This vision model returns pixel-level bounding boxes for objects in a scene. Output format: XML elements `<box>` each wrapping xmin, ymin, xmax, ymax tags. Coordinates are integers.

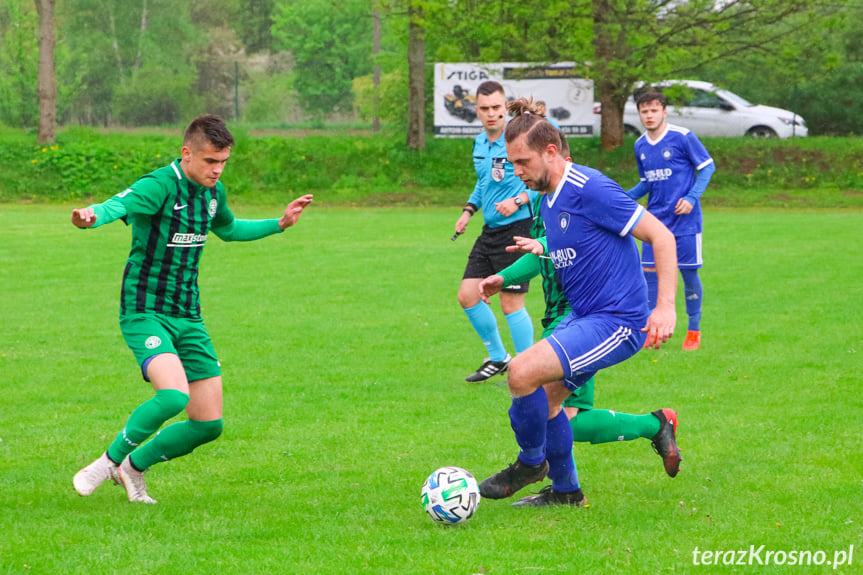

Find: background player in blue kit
<box><xmin>454</xmin><ymin>80</ymin><xmax>537</xmax><ymax>382</ymax></box>
<box><xmin>628</xmin><ymin>91</ymin><xmax>715</xmax><ymax>350</ymax></box>
<box><xmin>478</xmin><ymin>98</ymin><xmax>679</xmax><ymax>507</ymax></box>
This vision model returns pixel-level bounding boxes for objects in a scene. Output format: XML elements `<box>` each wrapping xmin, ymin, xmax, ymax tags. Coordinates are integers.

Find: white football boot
<box><xmin>73</xmin><ymin>452</ymin><xmax>121</xmax><ymax>496</ymax></box>
<box><xmin>119</xmin><ymin>456</ymin><xmax>157</xmax><ymax>504</ymax></box>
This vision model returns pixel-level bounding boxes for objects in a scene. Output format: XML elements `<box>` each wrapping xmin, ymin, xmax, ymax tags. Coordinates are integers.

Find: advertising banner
<box><xmin>434</xmin><ymin>62</ymin><xmax>594</xmax><ymax>138</ymax></box>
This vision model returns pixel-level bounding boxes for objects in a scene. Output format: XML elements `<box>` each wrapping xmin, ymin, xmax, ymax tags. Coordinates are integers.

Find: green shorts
<box><xmin>119</xmin><ymin>313</ymin><xmax>221</xmax><ymax>382</ymax></box>
<box><xmin>543</xmin><ymin>313</ymin><xmax>595</xmax><ymax>411</ymax></box>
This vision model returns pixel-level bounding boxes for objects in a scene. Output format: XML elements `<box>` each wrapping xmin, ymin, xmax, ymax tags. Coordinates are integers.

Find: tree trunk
<box><xmin>134</xmin><ymin>0</ymin><xmax>148</xmax><ymax>70</ymax></box>
<box><xmin>373</xmin><ymin>8</ymin><xmax>381</xmax><ymax>132</ymax></box>
<box><xmin>108</xmin><ymin>6</ymin><xmax>126</xmax><ymax>88</ymax></box>
<box><xmin>34</xmin><ymin>0</ymin><xmax>56</xmax><ymax>144</ymax></box>
<box><xmin>406</xmin><ymin>1</ymin><xmax>425</xmax><ymax>150</ymax></box>
<box><xmin>592</xmin><ymin>0</ymin><xmax>623</xmax><ymax>151</ymax></box>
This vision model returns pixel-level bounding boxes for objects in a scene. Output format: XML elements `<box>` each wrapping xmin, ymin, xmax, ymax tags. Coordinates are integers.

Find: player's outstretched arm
<box><xmin>279</xmin><ymin>194</ymin><xmax>314</xmax><ymax>230</ymax></box>
<box><xmin>478</xmin><ymin>275</ymin><xmax>504</xmax><ymax>304</ymax></box>
<box><xmin>632</xmin><ymin>212</ymin><xmax>677</xmax><ymax>348</ymax></box>
<box><xmin>71</xmin><ymin>208</ymin><xmax>97</xmax><ymax>228</ymax></box>
<box><xmin>506</xmin><ymin>236</ymin><xmax>545</xmax><ymax>256</ymax></box>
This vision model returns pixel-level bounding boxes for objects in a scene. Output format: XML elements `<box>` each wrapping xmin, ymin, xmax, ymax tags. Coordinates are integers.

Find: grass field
<box><xmin>1</xmin><ymin>205</ymin><xmax>861</xmax><ymax>574</ymax></box>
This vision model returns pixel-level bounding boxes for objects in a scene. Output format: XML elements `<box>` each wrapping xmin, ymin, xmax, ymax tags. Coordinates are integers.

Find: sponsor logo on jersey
<box><xmin>491</xmin><ymin>158</ymin><xmax>506</xmax><ymax>182</ymax></box>
<box><xmin>208</xmin><ymin>199</ymin><xmax>218</xmax><ymax>217</ymax></box>
<box><xmin>145</xmin><ymin>336</ymin><xmax>162</xmax><ymax>349</ymax></box>
<box><xmin>173</xmin><ymin>203</ymin><xmax>188</xmax><ymax>211</ymax></box>
<box><xmin>117</xmin><ymin>188</ymin><xmax>132</xmax><ymax>198</ymax></box>
<box><xmin>558</xmin><ymin>212</ymin><xmax>571</xmax><ymax>233</ymax></box>
<box><xmin>169</xmin><ymin>233</ymin><xmax>207</xmax><ymax>247</ymax></box>
<box><xmin>549</xmin><ymin>247</ymin><xmax>577</xmax><ymax>270</ymax></box>
<box><xmin>645</xmin><ymin>168</ymin><xmax>673</xmax><ymax>182</ymax></box>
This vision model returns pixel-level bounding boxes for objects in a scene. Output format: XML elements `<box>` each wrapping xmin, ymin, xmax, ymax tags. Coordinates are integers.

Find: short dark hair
<box><xmin>184</xmin><ymin>114</ymin><xmax>234</xmax><ymax>150</ymax></box>
<box><xmin>557</xmin><ymin>130</ymin><xmax>570</xmax><ymax>159</ymax></box>
<box><xmin>503</xmin><ymin>96</ymin><xmax>561</xmax><ymax>153</ymax></box>
<box><xmin>476</xmin><ymin>80</ymin><xmax>505</xmax><ymax>97</ymax></box>
<box><xmin>635</xmin><ymin>91</ymin><xmax>667</xmax><ymax>110</ymax></box>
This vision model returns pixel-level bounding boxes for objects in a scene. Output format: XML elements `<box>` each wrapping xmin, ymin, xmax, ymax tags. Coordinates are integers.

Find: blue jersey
<box><xmin>634</xmin><ymin>124</ymin><xmax>713</xmax><ymax>235</ymax></box>
<box><xmin>469</xmin><ymin>130</ymin><xmax>537</xmax><ymax>228</ymax></box>
<box><xmin>541</xmin><ymin>162</ymin><xmax>649</xmax><ymax>327</ymax></box>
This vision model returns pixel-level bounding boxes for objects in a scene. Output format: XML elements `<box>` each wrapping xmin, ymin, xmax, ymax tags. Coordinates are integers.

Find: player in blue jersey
<box><xmin>454</xmin><ymin>80</ymin><xmax>537</xmax><ymax>383</ymax></box>
<box><xmin>478</xmin><ymin>98</ymin><xmax>679</xmax><ymax>507</ymax></box>
<box><xmin>629</xmin><ymin>91</ymin><xmax>715</xmax><ymax>350</ymax></box>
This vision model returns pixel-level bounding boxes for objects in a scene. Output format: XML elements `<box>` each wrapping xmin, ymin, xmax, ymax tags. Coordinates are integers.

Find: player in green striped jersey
<box><xmin>479</xmin><ymin>129</ymin><xmax>681</xmax><ymax>478</ymax></box>
<box><xmin>71</xmin><ymin>114</ymin><xmax>313</xmax><ymax>503</ymax></box>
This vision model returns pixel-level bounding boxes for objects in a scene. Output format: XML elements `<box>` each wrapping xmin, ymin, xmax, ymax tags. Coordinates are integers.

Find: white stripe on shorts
<box><xmin>558</xmin><ymin>325</ymin><xmax>632</xmax><ymax>373</ymax></box>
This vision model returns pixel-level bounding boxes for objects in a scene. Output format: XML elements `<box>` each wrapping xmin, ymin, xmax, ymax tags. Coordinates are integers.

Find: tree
<box><xmin>272</xmin><ymin>0</ymin><xmax>374</xmax><ymax>119</ymax></box>
<box><xmin>587</xmin><ymin>0</ymin><xmax>848</xmax><ymax>150</ymax></box>
<box><xmin>0</xmin><ymin>0</ymin><xmax>39</xmax><ymax>127</ymax></box>
<box><xmin>34</xmin><ymin>0</ymin><xmax>55</xmax><ymax>143</ymax></box>
<box><xmin>406</xmin><ymin>0</ymin><xmax>424</xmax><ymax>150</ymax></box>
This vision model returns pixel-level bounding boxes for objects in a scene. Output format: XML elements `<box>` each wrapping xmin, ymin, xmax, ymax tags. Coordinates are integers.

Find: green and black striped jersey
<box><xmin>95</xmin><ymin>159</ymin><xmax>235</xmax><ymax>319</ymax></box>
<box><xmin>530</xmin><ymin>195</ymin><xmax>571</xmax><ymax>329</ymax></box>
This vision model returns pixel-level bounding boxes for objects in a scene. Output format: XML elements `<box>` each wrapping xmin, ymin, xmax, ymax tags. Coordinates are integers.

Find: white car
<box><xmin>594</xmin><ymin>80</ymin><xmax>807</xmax><ymax>138</ymax></box>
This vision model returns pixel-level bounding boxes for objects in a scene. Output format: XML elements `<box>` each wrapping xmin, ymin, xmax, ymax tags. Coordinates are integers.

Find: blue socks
<box><xmin>681</xmin><ymin>268</ymin><xmax>702</xmax><ymax>331</ymax></box>
<box><xmin>505</xmin><ymin>308</ymin><xmax>534</xmax><ymax>354</ymax></box>
<box><xmin>645</xmin><ymin>268</ymin><xmax>702</xmax><ymax>331</ymax></box>
<box><xmin>546</xmin><ymin>409</ymin><xmax>579</xmax><ymax>492</ymax></box>
<box><xmin>508</xmin><ymin>388</ymin><xmax>548</xmax><ymax>465</ymax></box>
<box><xmin>464</xmin><ymin>302</ymin><xmax>507</xmax><ymax>361</ymax></box>
<box><xmin>644</xmin><ymin>269</ymin><xmax>658</xmax><ymax>310</ymax></box>
<box><xmin>509</xmin><ymin>389</ymin><xmax>580</xmax><ymax>492</ymax></box>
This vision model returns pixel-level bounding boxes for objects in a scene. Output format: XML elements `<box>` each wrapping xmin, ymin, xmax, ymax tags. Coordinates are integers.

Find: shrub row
<box><xmin>2</xmin><ymin>127</ymin><xmax>861</xmax><ymax>208</ymax></box>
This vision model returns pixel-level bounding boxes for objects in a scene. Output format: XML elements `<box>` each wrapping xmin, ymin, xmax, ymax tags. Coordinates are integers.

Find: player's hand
<box><xmin>674</xmin><ymin>198</ymin><xmax>693</xmax><ymax>215</ymax></box>
<box><xmin>506</xmin><ymin>236</ymin><xmax>544</xmax><ymax>256</ymax></box>
<box><xmin>478</xmin><ymin>275</ymin><xmax>504</xmax><ymax>304</ymax></box>
<box><xmin>455</xmin><ymin>212</ymin><xmax>471</xmax><ymax>235</ymax></box>
<box><xmin>71</xmin><ymin>208</ymin><xmax>97</xmax><ymax>228</ymax></box>
<box><xmin>641</xmin><ymin>302</ymin><xmax>676</xmax><ymax>349</ymax></box>
<box><xmin>494</xmin><ymin>198</ymin><xmax>518</xmax><ymax>217</ymax></box>
<box><xmin>279</xmin><ymin>194</ymin><xmax>314</xmax><ymax>230</ymax></box>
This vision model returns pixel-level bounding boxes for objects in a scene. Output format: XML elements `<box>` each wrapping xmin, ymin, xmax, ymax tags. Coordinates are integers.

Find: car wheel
<box><xmin>745</xmin><ymin>126</ymin><xmax>778</xmax><ymax>138</ymax></box>
<box><xmin>623</xmin><ymin>125</ymin><xmax>642</xmax><ymax>137</ymax></box>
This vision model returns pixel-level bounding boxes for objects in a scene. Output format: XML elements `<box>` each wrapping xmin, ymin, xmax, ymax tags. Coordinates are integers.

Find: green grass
<box><xmin>1</xmin><ymin>205</ymin><xmax>862</xmax><ymax>574</ymax></box>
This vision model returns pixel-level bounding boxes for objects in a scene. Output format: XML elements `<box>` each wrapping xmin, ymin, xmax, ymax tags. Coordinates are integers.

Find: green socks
<box><xmin>107</xmin><ymin>389</ymin><xmax>189</xmax><ymax>464</ymax></box>
<box><xmin>570</xmin><ymin>409</ymin><xmax>660</xmax><ymax>444</ymax></box>
<box><xmin>130</xmin><ymin>418</ymin><xmax>223</xmax><ymax>470</ymax></box>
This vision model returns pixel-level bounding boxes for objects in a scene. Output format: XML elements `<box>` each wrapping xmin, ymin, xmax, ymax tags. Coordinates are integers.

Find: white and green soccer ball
<box><xmin>421</xmin><ymin>466</ymin><xmax>481</xmax><ymax>524</ymax></box>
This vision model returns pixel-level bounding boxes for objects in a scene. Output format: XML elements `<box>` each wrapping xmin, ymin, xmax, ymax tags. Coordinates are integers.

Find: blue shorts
<box><xmin>547</xmin><ymin>313</ymin><xmax>646</xmax><ymax>391</ymax></box>
<box><xmin>641</xmin><ymin>233</ymin><xmax>702</xmax><ymax>269</ymax></box>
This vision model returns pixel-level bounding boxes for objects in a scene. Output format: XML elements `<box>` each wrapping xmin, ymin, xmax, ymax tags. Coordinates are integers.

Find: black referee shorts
<box><xmin>462</xmin><ymin>218</ymin><xmax>532</xmax><ymax>293</ymax></box>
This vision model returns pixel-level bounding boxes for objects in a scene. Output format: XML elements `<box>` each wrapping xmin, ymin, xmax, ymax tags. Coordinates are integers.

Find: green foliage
<box><xmin>0</xmin><ymin>130</ymin><xmax>861</xmax><ymax>208</ymax></box>
<box><xmin>0</xmin><ymin>0</ymin><xmax>38</xmax><ymax>127</ymax></box>
<box><xmin>111</xmin><ymin>68</ymin><xmax>201</xmax><ymax>126</ymax></box>
<box><xmin>2</xmin><ymin>206</ymin><xmax>862</xmax><ymax>573</ymax></box>
<box><xmin>241</xmin><ymin>70</ymin><xmax>297</xmax><ymax>124</ymax></box>
<box><xmin>352</xmin><ymin>69</ymin><xmax>409</xmax><ymax>130</ymax></box>
<box><xmin>698</xmin><ymin>3</ymin><xmax>863</xmax><ymax>135</ymax></box>
<box><xmin>271</xmin><ymin>0</ymin><xmax>374</xmax><ymax>117</ymax></box>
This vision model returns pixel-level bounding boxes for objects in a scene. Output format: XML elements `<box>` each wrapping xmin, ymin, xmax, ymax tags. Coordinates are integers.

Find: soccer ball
<box><xmin>421</xmin><ymin>466</ymin><xmax>481</xmax><ymax>524</ymax></box>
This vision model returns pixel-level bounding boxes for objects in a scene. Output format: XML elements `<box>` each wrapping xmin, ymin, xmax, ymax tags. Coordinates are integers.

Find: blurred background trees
<box><xmin>1</xmin><ymin>0</ymin><xmax>860</xmax><ymax>146</ymax></box>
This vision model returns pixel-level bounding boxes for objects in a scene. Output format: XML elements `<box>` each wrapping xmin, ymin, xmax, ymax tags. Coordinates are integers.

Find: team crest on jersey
<box><xmin>208</xmin><ymin>199</ymin><xmax>218</xmax><ymax>217</ymax></box>
<box><xmin>662</xmin><ymin>148</ymin><xmax>673</xmax><ymax>161</ymax></box>
<box><xmin>145</xmin><ymin>336</ymin><xmax>162</xmax><ymax>349</ymax></box>
<box><xmin>558</xmin><ymin>212</ymin><xmax>571</xmax><ymax>233</ymax></box>
<box><xmin>491</xmin><ymin>158</ymin><xmax>506</xmax><ymax>182</ymax></box>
